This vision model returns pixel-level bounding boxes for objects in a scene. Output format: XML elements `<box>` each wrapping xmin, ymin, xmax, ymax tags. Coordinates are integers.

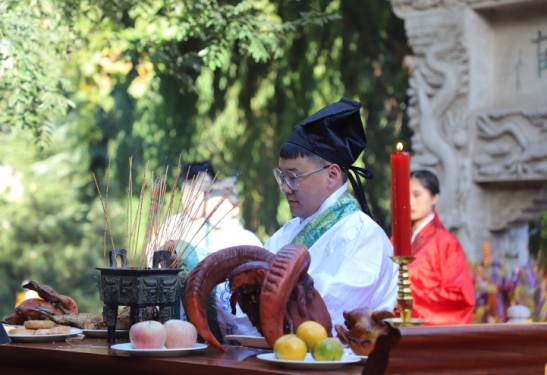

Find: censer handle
<box><xmin>109</xmin><ymin>249</ymin><xmax>128</xmax><ymax>268</ymax></box>
<box><xmin>153</xmin><ymin>250</ymin><xmax>172</xmax><ymax>269</ymax></box>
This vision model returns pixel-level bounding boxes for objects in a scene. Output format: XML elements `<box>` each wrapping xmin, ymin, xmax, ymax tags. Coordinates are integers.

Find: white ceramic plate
<box><xmin>8</xmin><ymin>327</ymin><xmax>83</xmax><ymax>343</ymax></box>
<box><xmin>224</xmin><ymin>335</ymin><xmax>269</xmax><ymax>349</ymax></box>
<box><xmin>111</xmin><ymin>342</ymin><xmax>208</xmax><ymax>357</ymax></box>
<box><xmin>256</xmin><ymin>353</ymin><xmax>361</xmax><ymax>370</ymax></box>
<box><xmin>82</xmin><ymin>329</ymin><xmax>129</xmax><ymax>338</ymax></box>
<box><xmin>3</xmin><ymin>325</ymin><xmax>23</xmax><ymax>330</ymax></box>
<box><xmin>344</xmin><ymin>348</ymin><xmax>368</xmax><ymax>364</ymax></box>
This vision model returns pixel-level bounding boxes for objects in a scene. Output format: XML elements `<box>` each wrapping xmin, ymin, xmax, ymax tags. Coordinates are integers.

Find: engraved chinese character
<box><xmin>531</xmin><ymin>30</ymin><xmax>547</xmax><ymax>78</ymax></box>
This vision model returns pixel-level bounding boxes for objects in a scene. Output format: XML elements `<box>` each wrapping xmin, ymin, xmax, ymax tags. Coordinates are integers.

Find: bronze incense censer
<box><xmin>95</xmin><ymin>248</ymin><xmax>182</xmax><ymax>343</ymax></box>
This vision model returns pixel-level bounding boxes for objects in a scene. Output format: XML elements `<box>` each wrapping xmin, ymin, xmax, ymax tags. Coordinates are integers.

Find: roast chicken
<box><xmin>30</xmin><ymin>306</ymin><xmax>158</xmax><ymax>329</ymax></box>
<box><xmin>2</xmin><ymin>281</ymin><xmax>77</xmax><ymax>324</ymax></box>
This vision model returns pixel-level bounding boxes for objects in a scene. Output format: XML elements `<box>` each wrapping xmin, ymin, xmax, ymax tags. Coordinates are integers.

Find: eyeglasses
<box><xmin>273</xmin><ymin>165</ymin><xmax>331</xmax><ymax>191</ymax></box>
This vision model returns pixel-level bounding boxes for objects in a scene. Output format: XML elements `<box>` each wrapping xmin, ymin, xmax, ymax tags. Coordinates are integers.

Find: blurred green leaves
<box><xmin>0</xmin><ymin>0</ymin><xmax>338</xmax><ymax>142</ymax></box>
<box><xmin>0</xmin><ymin>0</ymin><xmax>415</xmax><ymax>318</ymax></box>
<box><xmin>0</xmin><ymin>0</ymin><xmax>343</xmax><ymax>318</ymax></box>
<box><xmin>0</xmin><ymin>1</ymin><xmax>75</xmax><ymax>145</ymax></box>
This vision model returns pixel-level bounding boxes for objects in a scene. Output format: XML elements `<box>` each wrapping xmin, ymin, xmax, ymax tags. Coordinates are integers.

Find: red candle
<box><xmin>391</xmin><ymin>143</ymin><xmax>412</xmax><ymax>257</ymax></box>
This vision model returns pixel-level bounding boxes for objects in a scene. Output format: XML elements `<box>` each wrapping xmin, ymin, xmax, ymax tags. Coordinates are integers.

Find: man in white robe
<box><xmin>203</xmin><ymin>177</ymin><xmax>263</xmax><ymax>253</ymax></box>
<box><xmin>263</xmin><ymin>97</ymin><xmax>399</xmax><ymax>334</ymax></box>
<box><xmin>180</xmin><ymin>98</ymin><xmax>398</xmax><ymax>342</ymax></box>
<box><xmin>264</xmin><ymin>182</ymin><xmax>398</xmax><ymax>334</ymax></box>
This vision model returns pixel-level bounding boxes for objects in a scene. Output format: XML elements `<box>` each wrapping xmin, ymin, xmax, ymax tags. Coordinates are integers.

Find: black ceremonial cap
<box><xmin>285</xmin><ymin>97</ymin><xmax>373</xmax><ymax>217</ymax></box>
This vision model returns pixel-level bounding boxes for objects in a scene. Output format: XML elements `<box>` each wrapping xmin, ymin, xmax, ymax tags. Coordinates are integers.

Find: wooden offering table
<box><xmin>365</xmin><ymin>323</ymin><xmax>547</xmax><ymax>375</ymax></box>
<box><xmin>0</xmin><ymin>337</ymin><xmax>363</xmax><ymax>375</ymax></box>
<box><xmin>2</xmin><ymin>323</ymin><xmax>547</xmax><ymax>375</ymax></box>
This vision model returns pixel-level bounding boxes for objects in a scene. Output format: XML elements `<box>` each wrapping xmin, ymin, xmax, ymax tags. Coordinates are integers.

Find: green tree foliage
<box><xmin>0</xmin><ymin>1</ymin><xmax>75</xmax><ymax>144</ymax></box>
<box><xmin>530</xmin><ymin>211</ymin><xmax>547</xmax><ymax>263</ymax></box>
<box><xmin>0</xmin><ymin>0</ymin><xmax>410</xmax><ymax>318</ymax></box>
<box><xmin>184</xmin><ymin>0</ymin><xmax>412</xmax><ymax>236</ymax></box>
<box><xmin>0</xmin><ymin>125</ymin><xmax>118</xmax><ymax>316</ymax></box>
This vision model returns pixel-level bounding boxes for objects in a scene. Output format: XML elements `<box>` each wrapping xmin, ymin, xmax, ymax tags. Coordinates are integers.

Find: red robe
<box><xmin>395</xmin><ymin>213</ymin><xmax>476</xmax><ymax>325</ymax></box>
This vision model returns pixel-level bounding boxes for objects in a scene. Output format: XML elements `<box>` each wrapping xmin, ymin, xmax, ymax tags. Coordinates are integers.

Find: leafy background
<box><xmin>1</xmin><ymin>0</ymin><xmax>545</xmax><ymax>320</ymax></box>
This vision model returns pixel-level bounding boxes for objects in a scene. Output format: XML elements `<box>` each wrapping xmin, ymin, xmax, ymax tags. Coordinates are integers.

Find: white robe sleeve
<box><xmin>265</xmin><ymin>212</ymin><xmax>398</xmax><ymax>335</ymax></box>
<box><xmin>308</xmin><ymin>214</ymin><xmax>398</xmax><ymax>334</ymax></box>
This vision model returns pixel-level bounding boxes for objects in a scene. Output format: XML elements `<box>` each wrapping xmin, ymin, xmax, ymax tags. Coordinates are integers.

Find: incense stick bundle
<box><xmin>93</xmin><ymin>157</ymin><xmax>235</xmax><ymax>269</ymax></box>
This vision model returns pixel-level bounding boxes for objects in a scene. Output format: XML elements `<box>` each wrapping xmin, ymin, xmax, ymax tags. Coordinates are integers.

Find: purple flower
<box><xmin>496</xmin><ymin>293</ymin><xmax>505</xmax><ymax>320</ymax></box>
<box><xmin>525</xmin><ymin>264</ymin><xmax>537</xmax><ymax>289</ymax></box>
<box><xmin>492</xmin><ymin>260</ymin><xmax>501</xmax><ymax>284</ymax></box>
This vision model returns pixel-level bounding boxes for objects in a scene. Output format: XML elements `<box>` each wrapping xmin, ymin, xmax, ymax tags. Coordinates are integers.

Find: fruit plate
<box><xmin>256</xmin><ymin>353</ymin><xmax>361</xmax><ymax>370</ymax></box>
<box><xmin>111</xmin><ymin>343</ymin><xmax>208</xmax><ymax>357</ymax></box>
<box><xmin>8</xmin><ymin>328</ymin><xmax>83</xmax><ymax>343</ymax></box>
<box><xmin>344</xmin><ymin>348</ymin><xmax>368</xmax><ymax>364</ymax></box>
<box><xmin>224</xmin><ymin>335</ymin><xmax>269</xmax><ymax>349</ymax></box>
<box><xmin>82</xmin><ymin>329</ymin><xmax>129</xmax><ymax>338</ymax></box>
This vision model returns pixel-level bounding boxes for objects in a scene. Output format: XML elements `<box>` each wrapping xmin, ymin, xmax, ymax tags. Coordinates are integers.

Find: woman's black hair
<box><xmin>410</xmin><ymin>169</ymin><xmax>440</xmax><ymax>196</ymax></box>
<box><xmin>177</xmin><ymin>161</ymin><xmax>215</xmax><ymax>189</ymax></box>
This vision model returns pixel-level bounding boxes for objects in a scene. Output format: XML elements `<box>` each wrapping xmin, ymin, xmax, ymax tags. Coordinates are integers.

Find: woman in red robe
<box><xmin>407</xmin><ymin>170</ymin><xmax>475</xmax><ymax>325</ymax></box>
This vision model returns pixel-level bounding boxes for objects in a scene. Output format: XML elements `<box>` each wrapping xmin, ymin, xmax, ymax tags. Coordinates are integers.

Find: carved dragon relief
<box><xmin>406</xmin><ymin>21</ymin><xmax>469</xmax><ymax>230</ymax></box>
<box><xmin>488</xmin><ymin>183</ymin><xmax>547</xmax><ymax>231</ymax></box>
<box><xmin>391</xmin><ymin>0</ymin><xmax>547</xmax><ymax>262</ymax></box>
<box><xmin>474</xmin><ymin>108</ymin><xmax>547</xmax><ymax>182</ymax></box>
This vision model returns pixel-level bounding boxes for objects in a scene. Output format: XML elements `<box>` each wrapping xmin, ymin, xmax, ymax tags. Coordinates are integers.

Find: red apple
<box><xmin>164</xmin><ymin>320</ymin><xmax>197</xmax><ymax>349</ymax></box>
<box><xmin>129</xmin><ymin>321</ymin><xmax>166</xmax><ymax>349</ymax></box>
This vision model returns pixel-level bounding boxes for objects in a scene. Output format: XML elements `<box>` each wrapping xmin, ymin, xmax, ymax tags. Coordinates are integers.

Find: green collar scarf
<box><xmin>291</xmin><ymin>191</ymin><xmax>360</xmax><ymax>249</ymax></box>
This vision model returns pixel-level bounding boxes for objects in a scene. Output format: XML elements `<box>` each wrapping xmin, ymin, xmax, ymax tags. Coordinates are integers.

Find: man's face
<box><xmin>278</xmin><ymin>157</ymin><xmax>331</xmax><ymax>219</ymax></box>
<box><xmin>182</xmin><ymin>190</ymin><xmax>205</xmax><ymax>219</ymax></box>
<box><xmin>205</xmin><ymin>196</ymin><xmax>239</xmax><ymax>229</ymax></box>
<box><xmin>410</xmin><ymin>178</ymin><xmax>438</xmax><ymax>222</ymax></box>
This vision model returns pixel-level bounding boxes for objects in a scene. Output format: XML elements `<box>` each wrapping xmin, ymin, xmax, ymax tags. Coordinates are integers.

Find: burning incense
<box><xmin>173</xmin><ymin>200</ymin><xmax>240</xmax><ymax>268</ymax></box>
<box><xmin>103</xmin><ymin>160</ymin><xmax>111</xmax><ymax>267</ymax></box>
<box><xmin>95</xmin><ymin>156</ymin><xmax>236</xmax><ymax>269</ymax></box>
<box><xmin>92</xmin><ymin>173</ymin><xmax>116</xmax><ymax>255</ymax></box>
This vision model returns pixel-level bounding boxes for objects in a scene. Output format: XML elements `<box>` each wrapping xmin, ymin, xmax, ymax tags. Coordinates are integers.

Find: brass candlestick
<box><xmin>386</xmin><ymin>256</ymin><xmax>427</xmax><ymax>327</ymax></box>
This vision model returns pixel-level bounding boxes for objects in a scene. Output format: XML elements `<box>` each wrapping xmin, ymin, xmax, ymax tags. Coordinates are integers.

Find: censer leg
<box><xmin>103</xmin><ymin>305</ymin><xmax>118</xmax><ymax>344</ymax></box>
<box><xmin>131</xmin><ymin>307</ymin><xmax>147</xmax><ymax>324</ymax></box>
<box><xmin>159</xmin><ymin>306</ymin><xmax>174</xmax><ymax>323</ymax></box>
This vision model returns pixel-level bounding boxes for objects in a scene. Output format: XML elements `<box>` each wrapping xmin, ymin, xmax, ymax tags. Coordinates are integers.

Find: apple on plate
<box><xmin>129</xmin><ymin>321</ymin><xmax>166</xmax><ymax>349</ymax></box>
<box><xmin>164</xmin><ymin>320</ymin><xmax>197</xmax><ymax>349</ymax></box>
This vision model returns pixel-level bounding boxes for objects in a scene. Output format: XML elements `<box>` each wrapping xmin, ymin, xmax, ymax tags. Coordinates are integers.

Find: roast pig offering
<box><xmin>335</xmin><ymin>307</ymin><xmax>395</xmax><ymax>356</ymax></box>
<box><xmin>185</xmin><ymin>244</ymin><xmax>333</xmax><ymax>352</ymax></box>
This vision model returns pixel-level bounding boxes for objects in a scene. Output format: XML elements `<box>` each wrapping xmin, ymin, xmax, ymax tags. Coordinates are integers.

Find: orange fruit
<box><xmin>296</xmin><ymin>321</ymin><xmax>328</xmax><ymax>351</ymax></box>
<box><xmin>273</xmin><ymin>334</ymin><xmax>307</xmax><ymax>361</ymax></box>
<box><xmin>313</xmin><ymin>338</ymin><xmax>344</xmax><ymax>361</ymax></box>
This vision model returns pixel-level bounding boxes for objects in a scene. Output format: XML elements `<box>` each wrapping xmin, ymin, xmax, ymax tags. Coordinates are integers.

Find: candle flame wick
<box><xmin>396</xmin><ymin>142</ymin><xmax>403</xmax><ymax>152</ymax></box>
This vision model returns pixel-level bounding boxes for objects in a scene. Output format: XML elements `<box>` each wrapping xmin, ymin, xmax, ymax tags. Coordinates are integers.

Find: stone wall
<box><xmin>391</xmin><ymin>0</ymin><xmax>547</xmax><ymax>271</ymax></box>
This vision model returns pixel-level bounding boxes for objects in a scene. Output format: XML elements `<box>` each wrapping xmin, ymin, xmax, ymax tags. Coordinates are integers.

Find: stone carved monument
<box><xmin>391</xmin><ymin>0</ymin><xmax>547</xmax><ymax>270</ymax></box>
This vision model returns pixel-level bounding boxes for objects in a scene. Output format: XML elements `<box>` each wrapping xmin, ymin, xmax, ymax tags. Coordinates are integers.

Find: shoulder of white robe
<box><xmin>241</xmin><ymin>229</ymin><xmax>263</xmax><ymax>247</ymax></box>
<box><xmin>325</xmin><ymin>210</ymin><xmax>392</xmax><ymax>264</ymax></box>
<box><xmin>263</xmin><ymin>217</ymin><xmax>299</xmax><ymax>252</ymax></box>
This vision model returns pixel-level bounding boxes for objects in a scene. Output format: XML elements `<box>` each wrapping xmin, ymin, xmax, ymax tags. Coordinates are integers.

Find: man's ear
<box><xmin>327</xmin><ymin>164</ymin><xmax>342</xmax><ymax>189</ymax></box>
